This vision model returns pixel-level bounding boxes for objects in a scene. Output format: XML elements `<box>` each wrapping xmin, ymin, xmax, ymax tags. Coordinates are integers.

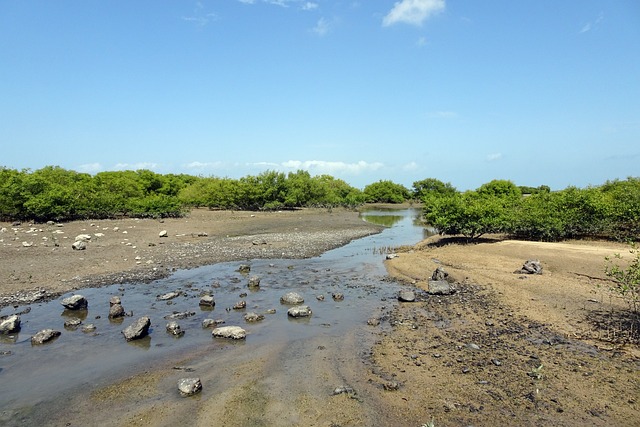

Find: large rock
<box><xmin>515</xmin><ymin>259</ymin><xmax>543</xmax><ymax>275</ymax></box>
<box><xmin>287</xmin><ymin>305</ymin><xmax>312</xmax><ymax>318</ymax></box>
<box><xmin>0</xmin><ymin>315</ymin><xmax>21</xmax><ymax>334</ymax></box>
<box><xmin>280</xmin><ymin>292</ymin><xmax>304</xmax><ymax>305</ymax></box>
<box><xmin>61</xmin><ymin>294</ymin><xmax>88</xmax><ymax>310</ymax></box>
<box><xmin>122</xmin><ymin>316</ymin><xmax>151</xmax><ymax>341</ymax></box>
<box><xmin>31</xmin><ymin>329</ymin><xmax>61</xmax><ymax>345</ymax></box>
<box><xmin>178</xmin><ymin>378</ymin><xmax>202</xmax><ymax>396</ymax></box>
<box><xmin>427</xmin><ymin>280</ymin><xmax>456</xmax><ymax>295</ymax></box>
<box><xmin>212</xmin><ymin>326</ymin><xmax>246</xmax><ymax>340</ymax></box>
<box><xmin>398</xmin><ymin>290</ymin><xmax>416</xmax><ymax>302</ymax></box>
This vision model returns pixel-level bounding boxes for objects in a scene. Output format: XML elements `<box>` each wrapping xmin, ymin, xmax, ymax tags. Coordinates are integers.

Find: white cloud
<box><xmin>383</xmin><ymin>0</ymin><xmax>445</xmax><ymax>27</ymax></box>
<box><xmin>280</xmin><ymin>160</ymin><xmax>384</xmax><ymax>175</ymax></box>
<box><xmin>302</xmin><ymin>2</ymin><xmax>318</xmax><ymax>10</ymax></box>
<box><xmin>185</xmin><ymin>161</ymin><xmax>226</xmax><ymax>169</ymax></box>
<box><xmin>402</xmin><ymin>161</ymin><xmax>419</xmax><ymax>171</ymax></box>
<box><xmin>312</xmin><ymin>17</ymin><xmax>330</xmax><ymax>36</ymax></box>
<box><xmin>77</xmin><ymin>163</ymin><xmax>103</xmax><ymax>173</ymax></box>
<box><xmin>416</xmin><ymin>36</ymin><xmax>427</xmax><ymax>47</ymax></box>
<box><xmin>114</xmin><ymin>162</ymin><xmax>159</xmax><ymax>171</ymax></box>
<box><xmin>486</xmin><ymin>153</ymin><xmax>502</xmax><ymax>162</ymax></box>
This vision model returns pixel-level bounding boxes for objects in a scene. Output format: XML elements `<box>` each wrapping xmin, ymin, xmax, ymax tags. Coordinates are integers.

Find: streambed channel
<box><xmin>1</xmin><ymin>208</ymin><xmax>430</xmax><ymax>426</ymax></box>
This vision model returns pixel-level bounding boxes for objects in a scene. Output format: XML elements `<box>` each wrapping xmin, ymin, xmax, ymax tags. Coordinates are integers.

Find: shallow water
<box><xmin>0</xmin><ymin>208</ymin><xmax>427</xmax><ymax>423</ymax></box>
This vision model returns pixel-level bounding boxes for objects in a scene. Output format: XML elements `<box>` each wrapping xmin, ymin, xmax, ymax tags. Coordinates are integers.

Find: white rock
<box><xmin>159</xmin><ymin>230</ymin><xmax>168</xmax><ymax>238</ymax></box>
<box><xmin>212</xmin><ymin>326</ymin><xmax>246</xmax><ymax>340</ymax></box>
<box><xmin>75</xmin><ymin>234</ymin><xmax>92</xmax><ymax>242</ymax></box>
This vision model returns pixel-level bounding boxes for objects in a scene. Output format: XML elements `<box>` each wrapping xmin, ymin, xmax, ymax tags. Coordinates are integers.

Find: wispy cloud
<box><xmin>182</xmin><ymin>2</ymin><xmax>218</xmax><ymax>27</ymax></box>
<box><xmin>416</xmin><ymin>36</ymin><xmax>427</xmax><ymax>47</ymax></box>
<box><xmin>579</xmin><ymin>12</ymin><xmax>604</xmax><ymax>34</ymax></box>
<box><xmin>486</xmin><ymin>153</ymin><xmax>502</xmax><ymax>162</ymax></box>
<box><xmin>114</xmin><ymin>162</ymin><xmax>159</xmax><ymax>171</ymax></box>
<box><xmin>428</xmin><ymin>110</ymin><xmax>458</xmax><ymax>119</ymax></box>
<box><xmin>302</xmin><ymin>2</ymin><xmax>318</xmax><ymax>10</ymax></box>
<box><xmin>383</xmin><ymin>0</ymin><xmax>445</xmax><ymax>27</ymax></box>
<box><xmin>185</xmin><ymin>161</ymin><xmax>227</xmax><ymax>169</ymax></box>
<box><xmin>311</xmin><ymin>17</ymin><xmax>331</xmax><ymax>36</ymax></box>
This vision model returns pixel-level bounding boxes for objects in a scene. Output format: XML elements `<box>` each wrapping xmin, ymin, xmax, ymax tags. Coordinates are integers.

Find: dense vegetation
<box><xmin>421</xmin><ymin>177</ymin><xmax>640</xmax><ymax>242</ymax></box>
<box><xmin>0</xmin><ymin>167</ymin><xmax>367</xmax><ymax>221</ymax></box>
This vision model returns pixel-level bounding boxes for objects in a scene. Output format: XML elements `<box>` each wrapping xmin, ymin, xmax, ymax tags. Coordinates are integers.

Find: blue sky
<box><xmin>1</xmin><ymin>1</ymin><xmax>638</xmax><ymax>191</ymax></box>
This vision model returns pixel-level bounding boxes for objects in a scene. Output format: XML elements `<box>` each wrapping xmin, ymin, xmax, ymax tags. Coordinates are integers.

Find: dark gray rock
<box><xmin>398</xmin><ymin>290</ymin><xmax>416</xmax><ymax>302</ymax></box>
<box><xmin>332</xmin><ymin>293</ymin><xmax>344</xmax><ymax>301</ymax></box>
<box><xmin>31</xmin><ymin>329</ymin><xmax>61</xmax><ymax>345</ymax></box>
<box><xmin>238</xmin><ymin>264</ymin><xmax>251</xmax><ymax>273</ymax></box>
<box><xmin>287</xmin><ymin>305</ymin><xmax>312</xmax><ymax>318</ymax></box>
<box><xmin>64</xmin><ymin>318</ymin><xmax>82</xmax><ymax>328</ymax></box>
<box><xmin>178</xmin><ymin>378</ymin><xmax>202</xmax><ymax>396</ymax></box>
<box><xmin>280</xmin><ymin>292</ymin><xmax>304</xmax><ymax>305</ymax></box>
<box><xmin>0</xmin><ymin>315</ymin><xmax>21</xmax><ymax>334</ymax></box>
<box><xmin>61</xmin><ymin>294</ymin><xmax>88</xmax><ymax>310</ymax></box>
<box><xmin>122</xmin><ymin>316</ymin><xmax>151</xmax><ymax>341</ymax></box>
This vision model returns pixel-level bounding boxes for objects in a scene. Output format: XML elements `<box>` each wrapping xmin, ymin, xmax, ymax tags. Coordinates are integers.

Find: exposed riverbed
<box><xmin>1</xmin><ymin>208</ymin><xmax>428</xmax><ymax>426</ymax></box>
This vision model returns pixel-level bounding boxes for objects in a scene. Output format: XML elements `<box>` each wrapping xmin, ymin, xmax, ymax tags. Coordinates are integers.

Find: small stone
<box><xmin>244</xmin><ymin>312</ymin><xmax>265</xmax><ymax>322</ymax></box>
<box><xmin>109</xmin><ymin>303</ymin><xmax>125</xmax><ymax>319</ymax></box>
<box><xmin>248</xmin><ymin>276</ymin><xmax>261</xmax><ymax>288</ymax></box>
<box><xmin>82</xmin><ymin>324</ymin><xmax>96</xmax><ymax>333</ymax></box>
<box><xmin>287</xmin><ymin>305</ymin><xmax>312</xmax><ymax>318</ymax></box>
<box><xmin>71</xmin><ymin>240</ymin><xmax>86</xmax><ymax>250</ymax></box>
<box><xmin>199</xmin><ymin>295</ymin><xmax>215</xmax><ymax>307</ymax></box>
<box><xmin>122</xmin><ymin>316</ymin><xmax>151</xmax><ymax>341</ymax></box>
<box><xmin>238</xmin><ymin>264</ymin><xmax>251</xmax><ymax>273</ymax></box>
<box><xmin>159</xmin><ymin>230</ymin><xmax>168</xmax><ymax>238</ymax></box>
<box><xmin>64</xmin><ymin>318</ymin><xmax>82</xmax><ymax>328</ymax></box>
<box><xmin>157</xmin><ymin>292</ymin><xmax>180</xmax><ymax>301</ymax></box>
<box><xmin>398</xmin><ymin>290</ymin><xmax>416</xmax><ymax>302</ymax></box>
<box><xmin>166</xmin><ymin>321</ymin><xmax>185</xmax><ymax>336</ymax></box>
<box><xmin>316</xmin><ymin>294</ymin><xmax>325</xmax><ymax>301</ymax></box>
<box><xmin>383</xmin><ymin>381</ymin><xmax>400</xmax><ymax>391</ymax></box>
<box><xmin>332</xmin><ymin>293</ymin><xmax>344</xmax><ymax>301</ymax></box>
<box><xmin>202</xmin><ymin>318</ymin><xmax>225</xmax><ymax>328</ymax></box>
<box><xmin>427</xmin><ymin>280</ymin><xmax>455</xmax><ymax>295</ymax></box>
<box><xmin>232</xmin><ymin>300</ymin><xmax>246</xmax><ymax>310</ymax></box>
<box><xmin>109</xmin><ymin>296</ymin><xmax>121</xmax><ymax>306</ymax></box>
<box><xmin>367</xmin><ymin>317</ymin><xmax>381</xmax><ymax>326</ymax></box>
<box><xmin>178</xmin><ymin>378</ymin><xmax>202</xmax><ymax>396</ymax></box>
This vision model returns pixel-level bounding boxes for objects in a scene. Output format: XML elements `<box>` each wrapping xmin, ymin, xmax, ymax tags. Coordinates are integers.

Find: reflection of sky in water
<box><xmin>0</xmin><ymin>208</ymin><xmax>428</xmax><ymax>412</ymax></box>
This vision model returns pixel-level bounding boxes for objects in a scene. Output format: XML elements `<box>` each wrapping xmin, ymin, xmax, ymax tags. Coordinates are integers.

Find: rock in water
<box><xmin>243</xmin><ymin>312</ymin><xmax>265</xmax><ymax>322</ymax></box>
<box><xmin>280</xmin><ymin>292</ymin><xmax>304</xmax><ymax>305</ymax></box>
<box><xmin>122</xmin><ymin>316</ymin><xmax>151</xmax><ymax>341</ymax></box>
<box><xmin>61</xmin><ymin>294</ymin><xmax>88</xmax><ymax>310</ymax></box>
<box><xmin>248</xmin><ymin>276</ymin><xmax>261</xmax><ymax>288</ymax></box>
<box><xmin>109</xmin><ymin>303</ymin><xmax>126</xmax><ymax>319</ymax></box>
<box><xmin>287</xmin><ymin>305</ymin><xmax>312</xmax><ymax>318</ymax></box>
<box><xmin>166</xmin><ymin>321</ymin><xmax>185</xmax><ymax>337</ymax></box>
<box><xmin>398</xmin><ymin>290</ymin><xmax>416</xmax><ymax>302</ymax></box>
<box><xmin>199</xmin><ymin>295</ymin><xmax>215</xmax><ymax>307</ymax></box>
<box><xmin>0</xmin><ymin>315</ymin><xmax>21</xmax><ymax>334</ymax></box>
<box><xmin>178</xmin><ymin>378</ymin><xmax>202</xmax><ymax>396</ymax></box>
<box><xmin>31</xmin><ymin>329</ymin><xmax>61</xmax><ymax>345</ymax></box>
<box><xmin>212</xmin><ymin>326</ymin><xmax>246</xmax><ymax>340</ymax></box>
